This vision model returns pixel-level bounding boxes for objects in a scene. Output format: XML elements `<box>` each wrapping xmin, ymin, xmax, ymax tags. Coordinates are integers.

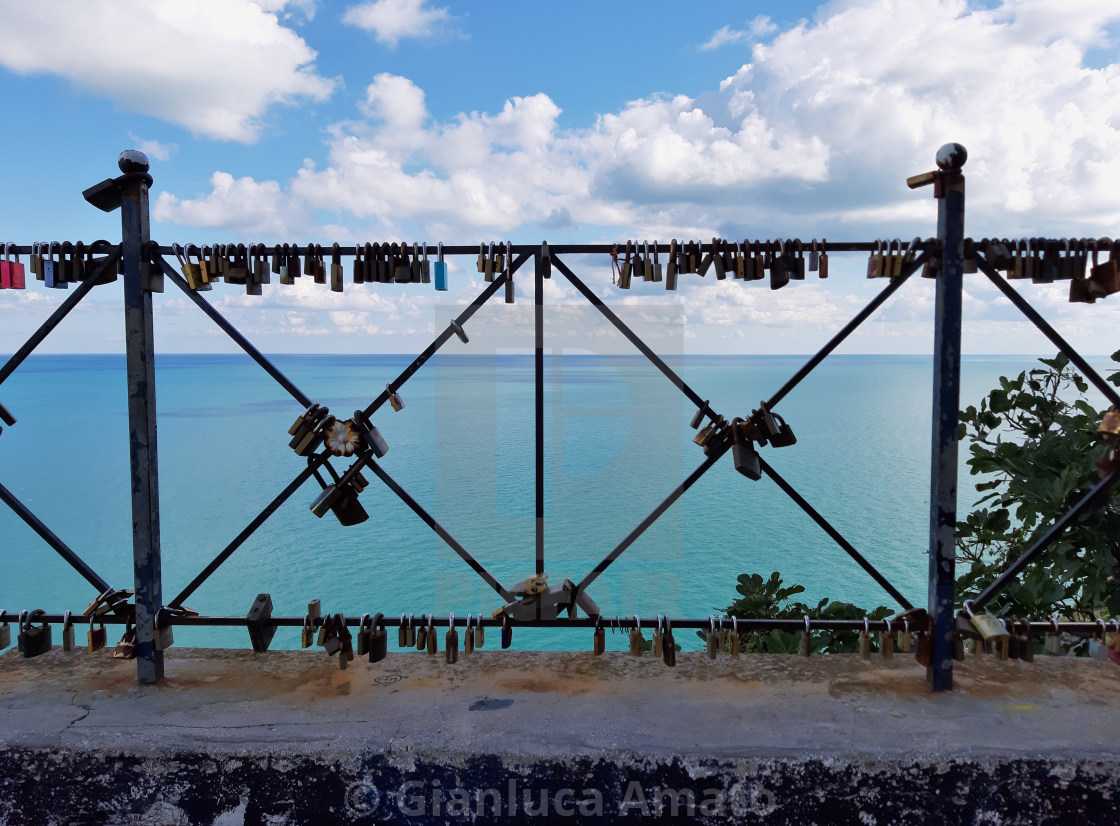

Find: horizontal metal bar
<box><xmin>7</xmin><ymin>611</ymin><xmax>1114</xmax><ymax>636</ymax></box>
<box><xmin>0</xmin><ymin>251</ymin><xmax>117</xmax><ymax>387</ymax></box>
<box><xmin>0</xmin><ymin>480</ymin><xmax>113</xmax><ymax>594</ymax></box>
<box><xmin>977</xmin><ymin>257</ymin><xmax>1120</xmax><ymax>409</ymax></box>
<box><xmin>157</xmin><ymin>256</ymin><xmax>312</xmax><ymax>408</ymax></box>
<box><xmin>767</xmin><ymin>255</ymin><xmax>921</xmax><ymax>409</ymax></box>
<box><xmin>759</xmin><ymin>457</ymin><xmax>914</xmax><ymax>610</ymax></box>
<box><xmin>970</xmin><ymin>466</ymin><xmax>1120</xmax><ymax>610</ymax></box>
<box><xmin>168</xmin><ymin>458</ymin><xmax>326</xmax><ymax>608</ymax></box>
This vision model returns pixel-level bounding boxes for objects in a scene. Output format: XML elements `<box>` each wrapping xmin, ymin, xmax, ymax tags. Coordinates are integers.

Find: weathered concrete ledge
<box><xmin>1</xmin><ymin>647</ymin><xmax>1118</xmax><ymax>824</ymax></box>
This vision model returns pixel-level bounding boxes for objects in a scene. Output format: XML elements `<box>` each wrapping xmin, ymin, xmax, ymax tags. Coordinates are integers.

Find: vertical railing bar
<box><xmin>535</xmin><ymin>248</ymin><xmax>545</xmax><ymax>581</ymax></box>
<box><xmin>0</xmin><ymin>480</ymin><xmax>114</xmax><ymax>594</ymax></box>
<box><xmin>926</xmin><ymin>147</ymin><xmax>967</xmax><ymax>692</ymax></box>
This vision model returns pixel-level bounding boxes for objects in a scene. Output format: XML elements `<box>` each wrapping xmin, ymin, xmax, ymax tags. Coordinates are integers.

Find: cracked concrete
<box><xmin>1</xmin><ymin>647</ymin><xmax>1119</xmax><ymax>823</ymax></box>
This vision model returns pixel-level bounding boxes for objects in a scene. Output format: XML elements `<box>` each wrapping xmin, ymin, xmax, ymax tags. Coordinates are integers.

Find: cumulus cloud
<box><xmin>343</xmin><ymin>0</ymin><xmax>453</xmax><ymax>46</ymax></box>
<box><xmin>127</xmin><ymin>132</ymin><xmax>178</xmax><ymax>163</ymax></box>
<box><xmin>0</xmin><ymin>0</ymin><xmax>336</xmax><ymax>142</ymax></box>
<box><xmin>153</xmin><ymin>171</ymin><xmax>309</xmax><ymax>236</ymax></box>
<box><xmin>699</xmin><ymin>16</ymin><xmax>778</xmax><ymax>51</ymax></box>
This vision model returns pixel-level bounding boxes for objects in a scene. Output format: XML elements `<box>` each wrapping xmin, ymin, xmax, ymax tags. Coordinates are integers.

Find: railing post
<box><xmin>117</xmin><ymin>150</ymin><xmax>165</xmax><ymax>684</ymax></box>
<box><xmin>926</xmin><ymin>143</ymin><xmax>966</xmax><ymax>691</ymax></box>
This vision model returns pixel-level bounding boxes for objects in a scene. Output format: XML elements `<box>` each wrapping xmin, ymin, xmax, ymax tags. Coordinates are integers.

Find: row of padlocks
<box><xmin>5</xmin><ymin>600</ymin><xmax>1118</xmax><ymax>669</ymax></box>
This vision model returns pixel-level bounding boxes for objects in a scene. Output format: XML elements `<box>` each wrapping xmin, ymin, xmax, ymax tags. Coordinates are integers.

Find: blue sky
<box><xmin>1</xmin><ymin>0</ymin><xmax>1119</xmax><ymax>355</ymax></box>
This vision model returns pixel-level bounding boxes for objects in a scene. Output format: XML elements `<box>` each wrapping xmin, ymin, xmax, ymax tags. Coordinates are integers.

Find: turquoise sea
<box><xmin>1</xmin><ymin>353</ymin><xmax>1115</xmax><ymax>650</ymax></box>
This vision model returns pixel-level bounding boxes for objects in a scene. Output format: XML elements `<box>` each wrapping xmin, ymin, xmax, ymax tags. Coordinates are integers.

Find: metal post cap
<box><xmin>118</xmin><ymin>150</ymin><xmax>150</xmax><ymax>174</ymax></box>
<box><xmin>935</xmin><ymin>143</ymin><xmax>967</xmax><ymax>171</ymax></box>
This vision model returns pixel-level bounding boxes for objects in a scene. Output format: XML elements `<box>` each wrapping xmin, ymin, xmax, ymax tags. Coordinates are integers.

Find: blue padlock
<box><xmin>433</xmin><ymin>242</ymin><xmax>448</xmax><ymax>291</ymax></box>
<box><xmin>44</xmin><ymin>242</ymin><xmax>67</xmax><ymax>290</ymax></box>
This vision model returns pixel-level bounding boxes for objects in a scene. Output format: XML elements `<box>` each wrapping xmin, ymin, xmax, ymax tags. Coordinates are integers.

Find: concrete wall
<box><xmin>2</xmin><ymin>648</ymin><xmax>1118</xmax><ymax>824</ymax></box>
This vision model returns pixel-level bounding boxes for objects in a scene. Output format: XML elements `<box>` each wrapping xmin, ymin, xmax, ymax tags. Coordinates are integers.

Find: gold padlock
<box><xmin>965</xmin><ymin>600</ymin><xmax>1010</xmax><ymax>643</ymax></box>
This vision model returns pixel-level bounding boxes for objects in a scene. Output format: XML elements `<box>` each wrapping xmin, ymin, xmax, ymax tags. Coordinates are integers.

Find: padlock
<box><xmin>323</xmin><ymin>615</ymin><xmax>343</xmax><ymax>656</ymax></box>
<box><xmin>317</xmin><ymin>612</ymin><xmax>330</xmax><ymax>647</ymax></box>
<box><xmin>501</xmin><ymin>613</ymin><xmax>513</xmax><ymax>649</ymax></box>
<box><xmin>369</xmin><ymin>613</ymin><xmax>388</xmax><ymax>663</ymax></box>
<box><xmin>733</xmin><ymin>241</ymin><xmax>746</xmax><ymax>279</ymax></box>
<box><xmin>867</xmin><ymin>239</ymin><xmax>886</xmax><ymax>278</ymax></box>
<box><xmin>353</xmin><ymin>412</ymin><xmax>389</xmax><ymax>458</ymax></box>
<box><xmin>1090</xmin><ymin>238</ymin><xmax>1120</xmax><ymax>297</ymax></box>
<box><xmin>277</xmin><ymin>243</ymin><xmax>294</xmax><ymax>285</ymax></box>
<box><xmin>964</xmin><ymin>601</ymin><xmax>1010</xmax><ymax>644</ymax></box>
<box><xmin>407</xmin><ymin>614</ymin><xmax>417</xmax><ymax>647</ymax></box>
<box><xmin>2</xmin><ymin>243</ymin><xmax>26</xmax><ymax>290</ymax></box>
<box><xmin>420</xmin><ymin>243</ymin><xmax>431</xmax><ymax>283</ymax></box>
<box><xmin>1037</xmin><ymin>239</ymin><xmax>1059</xmax><ymax>283</ymax></box>
<box><xmin>44</xmin><ymin>241</ymin><xmax>66</xmax><ymax>289</ymax></box>
<box><xmin>619</xmin><ymin>241</ymin><xmax>633</xmax><ymax>289</ymax></box>
<box><xmin>154</xmin><ymin>609</ymin><xmax>175</xmax><ymax>652</ymax></box>
<box><xmin>706</xmin><ymin>617</ymin><xmax>718</xmax><ymax>659</ymax></box>
<box><xmin>351</xmin><ymin>243</ymin><xmax>365</xmax><ymax>284</ymax></box>
<box><xmin>387</xmin><ymin>383</ymin><xmax>405</xmax><ymax>412</ymax></box>
<box><xmin>769</xmin><ymin>239</ymin><xmax>789</xmax><ymax>290</ymax></box>
<box><xmin>652</xmin><ymin>615</ymin><xmax>664</xmax><ymax>658</ymax></box>
<box><xmin>396</xmin><ymin>614</ymin><xmax>407</xmax><ymax>649</ymax></box>
<box><xmin>445</xmin><ymin>615</ymin><xmax>459</xmax><ymax>664</ymax></box>
<box><xmin>411</xmin><ymin>242</ymin><xmax>423</xmax><ymax>283</ymax></box>
<box><xmin>712</xmin><ymin>238</ymin><xmax>726</xmax><ymax>279</ymax></box>
<box><xmin>483</xmin><ymin>241</ymin><xmax>496</xmax><ymax>282</ymax></box>
<box><xmin>0</xmin><ymin>611</ymin><xmax>10</xmax><ymax>650</ymax></box>
<box><xmin>665</xmin><ymin>240</ymin><xmax>678</xmax><ymax>290</ymax></box>
<box><xmin>301</xmin><ymin>614</ymin><xmax>315</xmax><ymax>648</ymax></box>
<box><xmin>880</xmin><ymin>619</ymin><xmax>894</xmax><ymax>660</ymax></box>
<box><xmin>593</xmin><ymin>618</ymin><xmax>605</xmax><ymax>655</ymax></box>
<box><xmin>731</xmin><ymin>419</ymin><xmax>762</xmax><ymax>481</ymax></box>
<box><xmin>18</xmin><ymin>609</ymin><xmax>52</xmax><ymax>658</ymax></box>
<box><xmin>1004</xmin><ymin>619</ymin><xmax>1020</xmax><ymax>660</ymax></box>
<box><xmin>897</xmin><ymin>619</ymin><xmax>912</xmax><ymax>653</ymax></box>
<box><xmin>58</xmin><ymin>610</ymin><xmax>73</xmax><ymax>652</ymax></box>
<box><xmin>817</xmin><ymin>239</ymin><xmax>829</xmax><ymax>278</ymax></box>
<box><xmin>661</xmin><ymin>617</ymin><xmax>676</xmax><ymax>667</ymax></box>
<box><xmin>859</xmin><ymin>619</ymin><xmax>872</xmax><ymax>660</ymax></box>
<box><xmin>226</xmin><ymin>243</ymin><xmax>249</xmax><ymax>283</ymax></box>
<box><xmin>246</xmin><ymin>593</ymin><xmax>276</xmax><ymax>652</ymax></box>
<box><xmin>629</xmin><ymin>616</ymin><xmax>644</xmax><ymax>657</ymax></box>
<box><xmin>434</xmin><ymin>242</ymin><xmax>448</xmax><ymax>291</ymax></box>
<box><xmin>415</xmin><ymin>616</ymin><xmax>428</xmax><ymax>651</ymax></box>
<box><xmin>693</xmin><ymin>422</ymin><xmax>716</xmax><ymax>447</ymax></box>
<box><xmin>915</xmin><ymin>630</ymin><xmax>932</xmax><ymax>667</ymax></box>
<box><xmin>1045</xmin><ymin>619</ymin><xmax>1061</xmax><ymax>655</ymax></box>
<box><xmin>790</xmin><ymin>239</ymin><xmax>806</xmax><ymax>280</ymax></box>
<box><xmin>174</xmin><ymin>244</ymin><xmax>201</xmax><ymax>290</ymax></box>
<box><xmin>87</xmin><ymin>616</ymin><xmax>107</xmax><ymax>652</ymax></box>
<box><xmin>492</xmin><ymin>243</ymin><xmax>505</xmax><ymax>278</ymax></box>
<box><xmin>730</xmin><ymin>617</ymin><xmax>740</xmax><ymax>657</ymax></box>
<box><xmin>799</xmin><ymin>616</ymin><xmax>811</xmax><ymax>657</ymax></box>
<box><xmin>327</xmin><ymin>483</ymin><xmax>369</xmax><ymax>527</ymax></box>
<box><xmin>30</xmin><ymin>242</ymin><xmax>43</xmax><ymax>281</ymax></box>
<box><xmin>651</xmin><ymin>241</ymin><xmax>663</xmax><ymax>282</ymax></box>
<box><xmin>338</xmin><ymin>614</ymin><xmax>355</xmax><ymax>668</ymax></box>
<box><xmin>504</xmin><ymin>242</ymin><xmax>516</xmax><ymax>303</ymax></box>
<box><xmin>113</xmin><ymin>620</ymin><xmax>136</xmax><ymax>660</ymax></box>
<box><xmin>427</xmin><ymin>618</ymin><xmax>438</xmax><ymax>655</ymax></box>
<box><xmin>463</xmin><ymin>615</ymin><xmax>475</xmax><ymax>655</ymax></box>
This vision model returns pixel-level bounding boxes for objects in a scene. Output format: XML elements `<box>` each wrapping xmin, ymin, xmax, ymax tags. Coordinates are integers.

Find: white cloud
<box><xmin>127</xmin><ymin>132</ymin><xmax>178</xmax><ymax>163</ymax></box>
<box><xmin>153</xmin><ymin>171</ymin><xmax>308</xmax><ymax>236</ymax></box>
<box><xmin>343</xmin><ymin>0</ymin><xmax>452</xmax><ymax>47</ymax></box>
<box><xmin>0</xmin><ymin>0</ymin><xmax>336</xmax><ymax>142</ymax></box>
<box><xmin>699</xmin><ymin>16</ymin><xmax>778</xmax><ymax>51</ymax></box>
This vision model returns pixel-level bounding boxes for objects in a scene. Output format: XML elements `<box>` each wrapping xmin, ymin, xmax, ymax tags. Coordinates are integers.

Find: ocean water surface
<box><xmin>1</xmin><ymin>353</ymin><xmax>1114</xmax><ymax>650</ymax></box>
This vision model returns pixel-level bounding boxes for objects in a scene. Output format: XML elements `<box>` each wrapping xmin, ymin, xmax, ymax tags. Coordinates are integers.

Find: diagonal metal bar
<box><xmin>361</xmin><ymin>258</ymin><xmax>525</xmax><ymax>419</ymax></box>
<box><xmin>0</xmin><ymin>250</ymin><xmax>120</xmax><ymax>387</ymax></box>
<box><xmin>758</xmin><ymin>456</ymin><xmax>914</xmax><ymax>609</ymax></box>
<box><xmin>168</xmin><ymin>456</ymin><xmax>327</xmax><ymax>607</ymax></box>
<box><xmin>155</xmin><ymin>255</ymin><xmax>313</xmax><ymax>408</ymax></box>
<box><xmin>766</xmin><ymin>254</ymin><xmax>924</xmax><ymax>410</ymax></box>
<box><xmin>553</xmin><ymin>255</ymin><xmax>716</xmax><ymax>419</ymax></box>
<box><xmin>577</xmin><ymin>441</ymin><xmax>731</xmax><ymax>593</ymax></box>
<box><xmin>976</xmin><ymin>257</ymin><xmax>1120</xmax><ymax>409</ymax></box>
<box><xmin>971</xmin><ymin>466</ymin><xmax>1120</xmax><ymax>610</ymax></box>
<box><xmin>0</xmin><ymin>479</ymin><xmax>113</xmax><ymax>594</ymax></box>
<box><xmin>364</xmin><ymin>458</ymin><xmax>516</xmax><ymax>602</ymax></box>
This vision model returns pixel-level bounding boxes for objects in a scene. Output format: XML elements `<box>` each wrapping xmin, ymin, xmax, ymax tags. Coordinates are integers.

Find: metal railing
<box><xmin>1</xmin><ymin>144</ymin><xmax>1117</xmax><ymax>691</ymax></box>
